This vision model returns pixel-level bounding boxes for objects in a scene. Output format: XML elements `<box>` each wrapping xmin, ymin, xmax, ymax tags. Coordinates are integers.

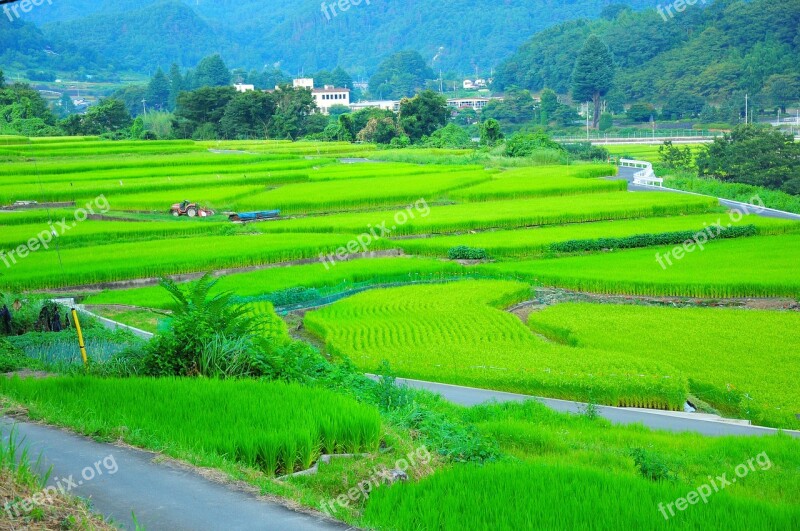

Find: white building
<box><xmin>447</xmin><ymin>97</ymin><xmax>501</xmax><ymax>111</ymax></box>
<box><xmin>312</xmin><ymin>85</ymin><xmax>351</xmax><ymax>114</ymax></box>
<box><xmin>234</xmin><ymin>83</ymin><xmax>255</xmax><ymax>93</ymax></box>
<box><xmin>293</xmin><ymin>78</ymin><xmax>315</xmax><ymax>90</ymax></box>
<box><xmin>349</xmin><ymin>100</ymin><xmax>401</xmax><ymax>112</ymax></box>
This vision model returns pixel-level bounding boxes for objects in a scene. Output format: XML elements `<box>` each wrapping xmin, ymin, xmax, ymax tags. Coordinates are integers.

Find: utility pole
<box><xmin>745</xmin><ymin>94</ymin><xmax>748</xmax><ymax>124</ymax></box>
<box><xmin>586</xmin><ymin>102</ymin><xmax>590</xmax><ymax>140</ymax></box>
<box><xmin>141</xmin><ymin>99</ymin><xmax>147</xmax><ymax>116</ymax></box>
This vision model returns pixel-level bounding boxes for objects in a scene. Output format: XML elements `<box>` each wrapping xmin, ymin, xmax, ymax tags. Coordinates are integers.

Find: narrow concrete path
<box><xmin>385</xmin><ymin>377</ymin><xmax>800</xmax><ymax>438</ymax></box>
<box><xmin>617</xmin><ymin>166</ymin><xmax>800</xmax><ymax>221</ymax></box>
<box><xmin>0</xmin><ymin>418</ymin><xmax>350</xmax><ymax>531</ymax></box>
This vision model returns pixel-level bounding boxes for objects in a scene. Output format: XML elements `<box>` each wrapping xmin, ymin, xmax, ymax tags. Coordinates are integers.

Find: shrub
<box><xmin>141</xmin><ymin>274</ymin><xmax>264</xmax><ymax>377</ymax></box>
<box><xmin>504</xmin><ymin>131</ymin><xmax>564</xmax><ymax>158</ymax></box>
<box><xmin>562</xmin><ymin>142</ymin><xmax>610</xmax><ymax>161</ymax></box>
<box><xmin>630</xmin><ymin>448</ymin><xmax>677</xmax><ymax>482</ymax></box>
<box><xmin>448</xmin><ymin>246</ymin><xmax>489</xmax><ymax>260</ymax></box>
<box><xmin>0</xmin><ymin>338</ymin><xmax>27</xmax><ymax>372</ymax></box>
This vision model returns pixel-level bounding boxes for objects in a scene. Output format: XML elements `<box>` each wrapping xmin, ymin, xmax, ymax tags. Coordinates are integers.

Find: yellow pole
<box><xmin>71</xmin><ymin>308</ymin><xmax>88</xmax><ymax>367</ymax></box>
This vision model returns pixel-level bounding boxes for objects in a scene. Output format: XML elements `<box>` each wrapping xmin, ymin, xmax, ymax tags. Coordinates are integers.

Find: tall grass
<box><xmin>363</xmin><ymin>462</ymin><xmax>799</xmax><ymax>530</ymax></box>
<box><xmin>0</xmin><ymin>377</ymin><xmax>382</xmax><ymax>475</ymax></box>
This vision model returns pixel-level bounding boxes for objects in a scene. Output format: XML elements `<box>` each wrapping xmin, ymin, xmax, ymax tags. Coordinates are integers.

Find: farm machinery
<box><xmin>170</xmin><ymin>200</ymin><xmax>215</xmax><ymax>218</ymax></box>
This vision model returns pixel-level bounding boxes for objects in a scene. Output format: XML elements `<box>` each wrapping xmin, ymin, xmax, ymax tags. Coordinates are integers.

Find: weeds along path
<box><xmin>0</xmin><ymin>418</ymin><xmax>351</xmax><ymax>531</ymax></box>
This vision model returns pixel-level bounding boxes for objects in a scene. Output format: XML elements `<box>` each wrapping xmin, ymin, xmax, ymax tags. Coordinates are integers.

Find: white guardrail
<box><xmin>619</xmin><ymin>158</ymin><xmax>663</xmax><ymax>187</ymax></box>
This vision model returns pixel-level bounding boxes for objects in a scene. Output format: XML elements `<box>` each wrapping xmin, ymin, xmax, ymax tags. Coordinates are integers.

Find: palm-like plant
<box><xmin>144</xmin><ymin>273</ymin><xmax>263</xmax><ymax>377</ymax></box>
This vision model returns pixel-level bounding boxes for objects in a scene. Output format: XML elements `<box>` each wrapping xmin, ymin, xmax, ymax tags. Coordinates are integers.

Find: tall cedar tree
<box><xmin>571</xmin><ymin>35</ymin><xmax>615</xmax><ymax>129</ymax></box>
<box><xmin>147</xmin><ymin>68</ymin><xmax>171</xmax><ymax>111</ymax></box>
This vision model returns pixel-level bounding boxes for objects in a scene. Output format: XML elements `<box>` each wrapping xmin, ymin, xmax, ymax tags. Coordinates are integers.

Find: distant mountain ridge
<box><xmin>6</xmin><ymin>0</ymin><xmax>661</xmax><ymax>75</ymax></box>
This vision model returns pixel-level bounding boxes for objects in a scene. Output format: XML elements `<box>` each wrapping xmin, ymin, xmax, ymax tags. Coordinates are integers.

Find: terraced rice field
<box><xmin>527</xmin><ymin>303</ymin><xmax>800</xmax><ymax>428</ymax></box>
<box><xmin>395</xmin><ymin>213</ymin><xmax>799</xmax><ymax>258</ymax></box>
<box><xmin>254</xmin><ymin>192</ymin><xmax>719</xmax><ymax>236</ymax></box>
<box><xmin>4</xmin><ymin>137</ymin><xmax>798</xmax><ymax>422</ymax></box>
<box><xmin>306</xmin><ymin>280</ymin><xmax>800</xmax><ymax>428</ymax></box>
<box><xmin>305</xmin><ymin>280</ymin><xmax>689</xmax><ymax>411</ymax></box>
<box><xmin>3</xmin><ymin>137</ymin><xmax>799</xmax><ymax>530</ymax></box>
<box><xmin>483</xmin><ymin>234</ymin><xmax>800</xmax><ymax>298</ymax></box>
<box><xmin>449</xmin><ymin>164</ymin><xmax>623</xmax><ymax>201</ymax></box>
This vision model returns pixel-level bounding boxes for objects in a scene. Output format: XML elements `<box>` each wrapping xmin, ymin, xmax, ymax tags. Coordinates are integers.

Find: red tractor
<box><xmin>170</xmin><ymin>200</ymin><xmax>215</xmax><ymax>218</ymax></box>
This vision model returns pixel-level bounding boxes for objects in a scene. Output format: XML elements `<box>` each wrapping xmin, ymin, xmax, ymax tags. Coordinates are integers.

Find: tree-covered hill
<box><xmin>12</xmin><ymin>0</ymin><xmax>660</xmax><ymax>75</ymax></box>
<box><xmin>493</xmin><ymin>0</ymin><xmax>800</xmax><ymax>107</ymax></box>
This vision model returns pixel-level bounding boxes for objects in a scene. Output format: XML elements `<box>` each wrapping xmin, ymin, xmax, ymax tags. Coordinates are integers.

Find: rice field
<box><xmin>483</xmin><ymin>234</ymin><xmax>800</xmax><ymax>298</ymax></box>
<box><xmin>255</xmin><ymin>192</ymin><xmax>719</xmax><ymax>236</ymax></box>
<box><xmin>3</xmin><ymin>137</ymin><xmax>800</xmax><ymax>529</ymax></box>
<box><xmin>449</xmin><ymin>164</ymin><xmax>623</xmax><ymax>201</ymax></box>
<box><xmin>395</xmin><ymin>213</ymin><xmax>800</xmax><ymax>258</ymax></box>
<box><xmin>0</xmin><ymin>232</ymin><xmax>367</xmax><ymax>290</ymax></box>
<box><xmin>527</xmin><ymin>303</ymin><xmax>800</xmax><ymax>428</ymax></box>
<box><xmin>83</xmin><ymin>257</ymin><xmax>469</xmax><ymax>309</ymax></box>
<box><xmin>305</xmin><ymin>280</ymin><xmax>689</xmax><ymax>410</ymax></box>
<box><xmin>363</xmin><ymin>462</ymin><xmax>800</xmax><ymax>530</ymax></box>
<box><xmin>0</xmin><ymin>377</ymin><xmax>382</xmax><ymax>475</ymax></box>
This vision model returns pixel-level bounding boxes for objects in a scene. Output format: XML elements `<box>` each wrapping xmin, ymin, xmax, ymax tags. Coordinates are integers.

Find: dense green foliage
<box><xmin>697</xmin><ymin>125</ymin><xmax>800</xmax><ymax>194</ymax></box>
<box><xmin>495</xmin><ymin>0</ymin><xmax>800</xmax><ymax>111</ymax></box>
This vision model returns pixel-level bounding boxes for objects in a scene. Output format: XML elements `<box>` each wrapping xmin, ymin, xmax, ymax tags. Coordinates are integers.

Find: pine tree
<box><xmin>571</xmin><ymin>35</ymin><xmax>615</xmax><ymax>129</ymax></box>
<box><xmin>168</xmin><ymin>63</ymin><xmax>185</xmax><ymax>111</ymax></box>
<box><xmin>147</xmin><ymin>68</ymin><xmax>171</xmax><ymax>112</ymax></box>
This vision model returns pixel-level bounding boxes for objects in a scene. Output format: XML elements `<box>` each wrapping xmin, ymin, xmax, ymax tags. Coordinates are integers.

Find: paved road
<box><xmin>389</xmin><ymin>377</ymin><xmax>800</xmax><ymax>438</ymax></box>
<box><xmin>0</xmin><ymin>418</ymin><xmax>349</xmax><ymax>531</ymax></box>
<box><xmin>617</xmin><ymin>166</ymin><xmax>800</xmax><ymax>221</ymax></box>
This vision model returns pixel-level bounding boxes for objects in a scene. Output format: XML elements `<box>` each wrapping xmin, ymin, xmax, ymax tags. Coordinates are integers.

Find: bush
<box><xmin>504</xmin><ymin>131</ymin><xmax>564</xmax><ymax>157</ymax></box>
<box><xmin>0</xmin><ymin>338</ymin><xmax>27</xmax><ymax>372</ymax></box>
<box><xmin>141</xmin><ymin>274</ymin><xmax>263</xmax><ymax>377</ymax></box>
<box><xmin>630</xmin><ymin>448</ymin><xmax>677</xmax><ymax>482</ymax></box>
<box><xmin>448</xmin><ymin>246</ymin><xmax>489</xmax><ymax>260</ymax></box>
<box><xmin>562</xmin><ymin>142</ymin><xmax>610</xmax><ymax>161</ymax></box>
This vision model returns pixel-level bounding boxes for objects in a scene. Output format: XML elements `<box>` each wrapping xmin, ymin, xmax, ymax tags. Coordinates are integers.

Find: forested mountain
<box><xmin>6</xmin><ymin>0</ymin><xmax>660</xmax><ymax>75</ymax></box>
<box><xmin>494</xmin><ymin>0</ymin><xmax>800</xmax><ymax>106</ymax></box>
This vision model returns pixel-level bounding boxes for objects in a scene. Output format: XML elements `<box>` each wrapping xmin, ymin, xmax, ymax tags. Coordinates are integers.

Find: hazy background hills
<box><xmin>6</xmin><ymin>0</ymin><xmax>660</xmax><ymax>75</ymax></box>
